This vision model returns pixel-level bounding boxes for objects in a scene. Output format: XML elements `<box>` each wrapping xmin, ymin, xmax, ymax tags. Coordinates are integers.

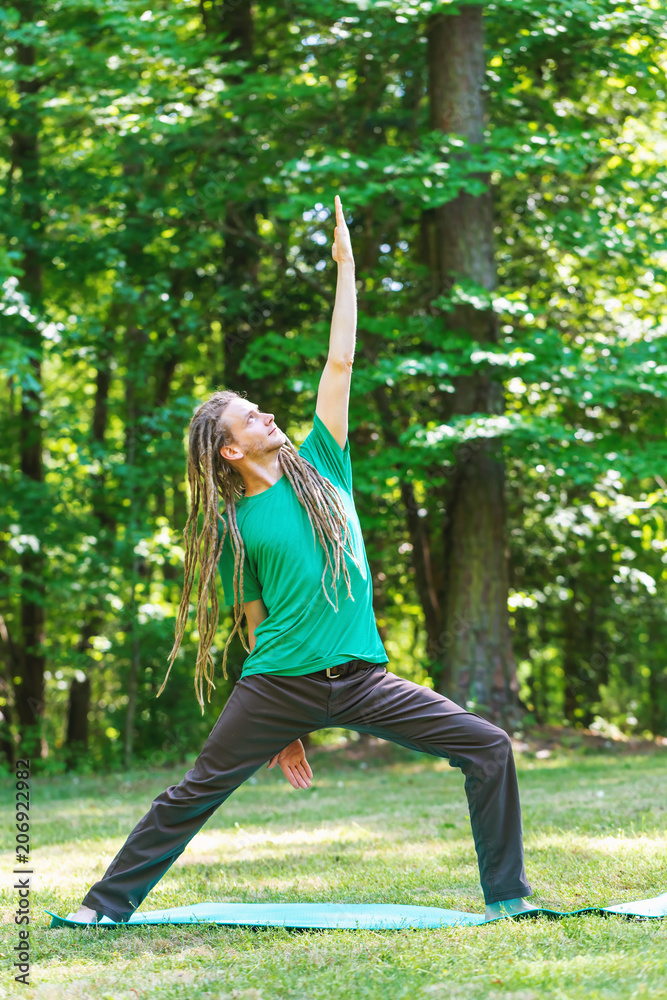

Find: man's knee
<box><xmin>487</xmin><ymin>724</ymin><xmax>512</xmax><ymax>751</ymax></box>
<box><xmin>459</xmin><ymin>724</ymin><xmax>512</xmax><ymax>786</ymax></box>
<box><xmin>480</xmin><ymin>725</ymin><xmax>512</xmax><ymax>772</ymax></box>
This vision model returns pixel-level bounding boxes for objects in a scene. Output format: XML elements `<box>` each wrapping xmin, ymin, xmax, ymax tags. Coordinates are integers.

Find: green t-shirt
<box><xmin>218</xmin><ymin>412</ymin><xmax>389</xmax><ymax>678</ymax></box>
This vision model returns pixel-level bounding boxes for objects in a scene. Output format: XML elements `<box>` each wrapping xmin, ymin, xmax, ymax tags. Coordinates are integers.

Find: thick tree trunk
<box><xmin>13</xmin><ymin>1</ymin><xmax>48</xmax><ymax>758</ymax></box>
<box><xmin>423</xmin><ymin>6</ymin><xmax>521</xmax><ymax>728</ymax></box>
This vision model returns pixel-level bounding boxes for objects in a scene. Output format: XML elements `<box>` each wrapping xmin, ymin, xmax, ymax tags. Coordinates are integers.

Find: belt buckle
<box><xmin>326</xmin><ymin>665</ymin><xmax>343</xmax><ymax>678</ymax></box>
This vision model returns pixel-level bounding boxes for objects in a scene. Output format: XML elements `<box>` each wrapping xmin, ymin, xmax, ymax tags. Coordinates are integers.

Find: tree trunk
<box><xmin>124</xmin><ymin>555</ymin><xmax>142</xmax><ymax>772</ymax></box>
<box><xmin>0</xmin><ymin>614</ymin><xmax>17</xmax><ymax>767</ymax></box>
<box><xmin>201</xmin><ymin>1</ymin><xmax>262</xmax><ymax>394</ymax></box>
<box><xmin>424</xmin><ymin>6</ymin><xmax>520</xmax><ymax>729</ymax></box>
<box><xmin>562</xmin><ymin>580</ymin><xmax>603</xmax><ymax>729</ymax></box>
<box><xmin>12</xmin><ymin>0</ymin><xmax>48</xmax><ymax>759</ymax></box>
<box><xmin>65</xmin><ymin>676</ymin><xmax>91</xmax><ymax>771</ymax></box>
<box><xmin>121</xmin><ymin>319</ymin><xmax>150</xmax><ymax>770</ymax></box>
<box><xmin>65</xmin><ymin>331</ymin><xmax>117</xmax><ymax>764</ymax></box>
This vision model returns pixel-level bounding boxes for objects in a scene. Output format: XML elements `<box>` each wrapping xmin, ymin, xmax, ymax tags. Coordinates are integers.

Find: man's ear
<box><xmin>220</xmin><ymin>444</ymin><xmax>242</xmax><ymax>462</ymax></box>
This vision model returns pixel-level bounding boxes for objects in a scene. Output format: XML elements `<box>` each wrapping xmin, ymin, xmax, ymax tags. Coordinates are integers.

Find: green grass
<box><xmin>1</xmin><ymin>738</ymin><xmax>666</xmax><ymax>999</ymax></box>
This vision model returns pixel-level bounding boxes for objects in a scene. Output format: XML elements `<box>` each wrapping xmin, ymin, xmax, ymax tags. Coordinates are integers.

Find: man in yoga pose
<box><xmin>72</xmin><ymin>195</ymin><xmax>536</xmax><ymax>924</ymax></box>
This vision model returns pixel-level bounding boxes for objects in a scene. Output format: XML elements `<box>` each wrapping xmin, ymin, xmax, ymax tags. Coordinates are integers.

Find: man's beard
<box><xmin>245</xmin><ymin>434</ymin><xmax>282</xmax><ymax>459</ymax></box>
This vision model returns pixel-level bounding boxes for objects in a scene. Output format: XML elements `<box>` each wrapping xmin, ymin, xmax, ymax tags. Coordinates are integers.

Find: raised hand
<box><xmin>331</xmin><ymin>194</ymin><xmax>354</xmax><ymax>266</ymax></box>
<box><xmin>267</xmin><ymin>738</ymin><xmax>314</xmax><ymax>789</ymax></box>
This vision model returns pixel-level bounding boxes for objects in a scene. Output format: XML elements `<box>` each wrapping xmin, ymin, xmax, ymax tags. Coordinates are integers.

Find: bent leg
<box><xmin>81</xmin><ymin>673</ymin><xmax>328</xmax><ymax>921</ymax></box>
<box><xmin>329</xmin><ymin>666</ymin><xmax>532</xmax><ymax>905</ymax></box>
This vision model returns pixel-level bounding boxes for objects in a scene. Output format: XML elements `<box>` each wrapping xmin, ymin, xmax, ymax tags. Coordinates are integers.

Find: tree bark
<box><xmin>65</xmin><ymin>328</ymin><xmax>117</xmax><ymax>764</ymax></box>
<box><xmin>562</xmin><ymin>575</ymin><xmax>605</xmax><ymax>730</ymax></box>
<box><xmin>122</xmin><ymin>320</ymin><xmax>150</xmax><ymax>770</ymax></box>
<box><xmin>0</xmin><ymin>614</ymin><xmax>18</xmax><ymax>766</ymax></box>
<box><xmin>12</xmin><ymin>0</ymin><xmax>48</xmax><ymax>758</ymax></box>
<box><xmin>65</xmin><ymin>676</ymin><xmax>91</xmax><ymax>771</ymax></box>
<box><xmin>423</xmin><ymin>6</ymin><xmax>521</xmax><ymax>729</ymax></box>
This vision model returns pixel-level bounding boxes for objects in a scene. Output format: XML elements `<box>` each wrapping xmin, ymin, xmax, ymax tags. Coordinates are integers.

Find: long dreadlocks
<box><xmin>156</xmin><ymin>389</ymin><xmax>361</xmax><ymax>714</ymax></box>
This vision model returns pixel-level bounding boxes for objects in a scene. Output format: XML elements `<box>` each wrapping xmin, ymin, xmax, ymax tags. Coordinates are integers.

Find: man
<box><xmin>71</xmin><ymin>196</ymin><xmax>536</xmax><ymax>924</ymax></box>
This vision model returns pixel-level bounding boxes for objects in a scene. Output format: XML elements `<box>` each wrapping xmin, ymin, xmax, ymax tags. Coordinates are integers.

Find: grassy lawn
<box><xmin>1</xmin><ymin>736</ymin><xmax>666</xmax><ymax>999</ymax></box>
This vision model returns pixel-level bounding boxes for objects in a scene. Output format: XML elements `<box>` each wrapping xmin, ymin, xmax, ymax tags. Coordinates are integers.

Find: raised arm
<box><xmin>315</xmin><ymin>194</ymin><xmax>356</xmax><ymax>450</ymax></box>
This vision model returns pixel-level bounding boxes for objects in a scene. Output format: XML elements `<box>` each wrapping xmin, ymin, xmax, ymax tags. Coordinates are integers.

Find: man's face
<box><xmin>220</xmin><ymin>398</ymin><xmax>284</xmax><ymax>462</ymax></box>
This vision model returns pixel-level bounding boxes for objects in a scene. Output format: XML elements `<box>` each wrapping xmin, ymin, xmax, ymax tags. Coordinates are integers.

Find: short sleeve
<box><xmin>218</xmin><ymin>517</ymin><xmax>262</xmax><ymax>607</ymax></box>
<box><xmin>298</xmin><ymin>412</ymin><xmax>353</xmax><ymax>494</ymax></box>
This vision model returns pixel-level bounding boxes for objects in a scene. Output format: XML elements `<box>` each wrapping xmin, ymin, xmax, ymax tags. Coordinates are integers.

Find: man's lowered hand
<box><xmin>267</xmin><ymin>739</ymin><xmax>313</xmax><ymax>789</ymax></box>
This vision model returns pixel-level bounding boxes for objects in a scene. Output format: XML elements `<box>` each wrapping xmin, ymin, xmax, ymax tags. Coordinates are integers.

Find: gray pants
<box><xmin>82</xmin><ymin>662</ymin><xmax>532</xmax><ymax>920</ymax></box>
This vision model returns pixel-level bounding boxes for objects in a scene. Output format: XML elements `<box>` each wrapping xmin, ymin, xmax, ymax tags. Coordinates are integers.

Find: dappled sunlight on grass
<box><xmin>530</xmin><ymin>830</ymin><xmax>666</xmax><ymax>855</ymax></box>
<box><xmin>191</xmin><ymin>819</ymin><xmax>380</xmax><ymax>852</ymax></box>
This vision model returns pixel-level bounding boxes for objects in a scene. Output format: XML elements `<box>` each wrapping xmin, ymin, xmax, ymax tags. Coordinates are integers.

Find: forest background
<box><xmin>1</xmin><ymin>0</ymin><xmax>666</xmax><ymax>775</ymax></box>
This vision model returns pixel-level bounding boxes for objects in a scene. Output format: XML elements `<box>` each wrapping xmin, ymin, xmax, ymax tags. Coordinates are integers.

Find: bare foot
<box><xmin>485</xmin><ymin>896</ymin><xmax>540</xmax><ymax>921</ymax></box>
<box><xmin>67</xmin><ymin>904</ymin><xmax>103</xmax><ymax>924</ymax></box>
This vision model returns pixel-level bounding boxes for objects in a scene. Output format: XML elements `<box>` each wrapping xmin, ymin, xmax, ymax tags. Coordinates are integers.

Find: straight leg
<box><xmin>81</xmin><ymin>673</ymin><xmax>329</xmax><ymax>921</ymax></box>
<box><xmin>327</xmin><ymin>665</ymin><xmax>532</xmax><ymax>905</ymax></box>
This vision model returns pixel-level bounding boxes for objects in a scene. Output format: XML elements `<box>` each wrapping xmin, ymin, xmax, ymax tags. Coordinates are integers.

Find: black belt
<box><xmin>316</xmin><ymin>659</ymin><xmax>377</xmax><ymax>679</ymax></box>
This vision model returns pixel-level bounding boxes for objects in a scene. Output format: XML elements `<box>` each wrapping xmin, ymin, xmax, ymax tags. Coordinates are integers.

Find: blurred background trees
<box><xmin>1</xmin><ymin>0</ymin><xmax>666</xmax><ymax>772</ymax></box>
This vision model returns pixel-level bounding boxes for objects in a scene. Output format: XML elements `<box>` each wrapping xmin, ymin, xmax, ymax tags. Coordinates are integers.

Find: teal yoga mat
<box><xmin>47</xmin><ymin>892</ymin><xmax>667</xmax><ymax>929</ymax></box>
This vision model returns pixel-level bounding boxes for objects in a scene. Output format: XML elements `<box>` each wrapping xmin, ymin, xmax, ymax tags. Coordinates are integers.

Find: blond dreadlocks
<box><xmin>156</xmin><ymin>389</ymin><xmax>361</xmax><ymax>714</ymax></box>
